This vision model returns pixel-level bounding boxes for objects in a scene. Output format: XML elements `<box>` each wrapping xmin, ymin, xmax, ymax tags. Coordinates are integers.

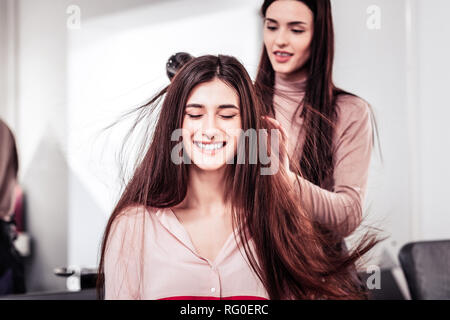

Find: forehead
<box><xmin>266</xmin><ymin>0</ymin><xmax>314</xmax><ymax>24</ymax></box>
<box><xmin>186</xmin><ymin>78</ymin><xmax>239</xmax><ymax>108</ymax></box>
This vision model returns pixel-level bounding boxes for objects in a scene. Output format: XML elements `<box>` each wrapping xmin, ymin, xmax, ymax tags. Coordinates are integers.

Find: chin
<box><xmin>193</xmin><ymin>163</ymin><xmax>228</xmax><ymax>172</ymax></box>
<box><xmin>272</xmin><ymin>64</ymin><xmax>295</xmax><ymax>75</ymax></box>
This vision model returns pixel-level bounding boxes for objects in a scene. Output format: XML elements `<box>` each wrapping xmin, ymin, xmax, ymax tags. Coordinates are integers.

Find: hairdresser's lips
<box><xmin>193</xmin><ymin>141</ymin><xmax>227</xmax><ymax>155</ymax></box>
<box><xmin>273</xmin><ymin>50</ymin><xmax>294</xmax><ymax>63</ymax></box>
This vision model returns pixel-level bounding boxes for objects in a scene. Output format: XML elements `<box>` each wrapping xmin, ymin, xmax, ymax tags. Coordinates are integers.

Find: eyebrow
<box><xmin>265</xmin><ymin>18</ymin><xmax>307</xmax><ymax>26</ymax></box>
<box><xmin>185</xmin><ymin>104</ymin><xmax>239</xmax><ymax>110</ymax></box>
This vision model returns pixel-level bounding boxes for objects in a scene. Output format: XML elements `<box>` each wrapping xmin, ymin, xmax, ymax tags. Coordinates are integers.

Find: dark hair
<box><xmin>256</xmin><ymin>0</ymin><xmax>380</xmax><ymax>188</ymax></box>
<box><xmin>166</xmin><ymin>52</ymin><xmax>194</xmax><ymax>81</ymax></box>
<box><xmin>97</xmin><ymin>54</ymin><xmax>380</xmax><ymax>300</ymax></box>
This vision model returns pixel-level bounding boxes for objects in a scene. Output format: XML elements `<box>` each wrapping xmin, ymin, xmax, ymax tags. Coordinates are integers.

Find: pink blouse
<box><xmin>273</xmin><ymin>73</ymin><xmax>373</xmax><ymax>238</ymax></box>
<box><xmin>104</xmin><ymin>206</ymin><xmax>269</xmax><ymax>300</ymax></box>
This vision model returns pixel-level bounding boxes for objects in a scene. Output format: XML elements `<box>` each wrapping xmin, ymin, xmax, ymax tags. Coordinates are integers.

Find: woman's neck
<box><xmin>178</xmin><ymin>166</ymin><xmax>229</xmax><ymax>217</ymax></box>
<box><xmin>274</xmin><ymin>72</ymin><xmax>308</xmax><ymax>103</ymax></box>
<box><xmin>275</xmin><ymin>69</ymin><xmax>308</xmax><ymax>93</ymax></box>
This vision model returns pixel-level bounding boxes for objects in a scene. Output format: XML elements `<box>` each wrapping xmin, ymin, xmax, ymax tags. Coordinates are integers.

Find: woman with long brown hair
<box><xmin>97</xmin><ymin>55</ymin><xmax>378</xmax><ymax>300</ymax></box>
<box><xmin>255</xmin><ymin>0</ymin><xmax>378</xmax><ymax>239</ymax></box>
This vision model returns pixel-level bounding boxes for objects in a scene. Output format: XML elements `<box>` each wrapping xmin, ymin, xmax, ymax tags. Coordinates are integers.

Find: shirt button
<box><xmin>210</xmin><ymin>287</ymin><xmax>216</xmax><ymax>293</ymax></box>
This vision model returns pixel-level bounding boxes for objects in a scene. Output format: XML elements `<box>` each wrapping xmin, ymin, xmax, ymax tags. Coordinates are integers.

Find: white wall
<box><xmin>333</xmin><ymin>0</ymin><xmax>450</xmax><ymax>257</ymax></box>
<box><xmin>332</xmin><ymin>0</ymin><xmax>412</xmax><ymax>266</ymax></box>
<box><xmin>0</xmin><ymin>0</ymin><xmax>6</xmax><ymax>120</ymax></box>
<box><xmin>0</xmin><ymin>0</ymin><xmax>16</xmax><ymax>127</ymax></box>
<box><xmin>15</xmin><ymin>0</ymin><xmax>71</xmax><ymax>292</ymax></box>
<box><xmin>417</xmin><ymin>0</ymin><xmax>450</xmax><ymax>239</ymax></box>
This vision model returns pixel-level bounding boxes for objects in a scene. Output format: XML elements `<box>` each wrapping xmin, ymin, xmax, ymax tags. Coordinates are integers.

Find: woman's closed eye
<box><xmin>186</xmin><ymin>114</ymin><xmax>237</xmax><ymax>119</ymax></box>
<box><xmin>220</xmin><ymin>114</ymin><xmax>238</xmax><ymax>119</ymax></box>
<box><xmin>186</xmin><ymin>114</ymin><xmax>203</xmax><ymax>119</ymax></box>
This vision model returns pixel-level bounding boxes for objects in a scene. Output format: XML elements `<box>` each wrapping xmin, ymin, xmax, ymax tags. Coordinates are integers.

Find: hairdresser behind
<box><xmin>0</xmin><ymin>118</ymin><xmax>25</xmax><ymax>295</ymax></box>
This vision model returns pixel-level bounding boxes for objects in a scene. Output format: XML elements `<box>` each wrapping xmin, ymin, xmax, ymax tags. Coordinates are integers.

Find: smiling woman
<box><xmin>97</xmin><ymin>54</ymin><xmax>380</xmax><ymax>300</ymax></box>
<box><xmin>263</xmin><ymin>0</ymin><xmax>314</xmax><ymax>78</ymax></box>
<box><xmin>182</xmin><ymin>79</ymin><xmax>241</xmax><ymax>171</ymax></box>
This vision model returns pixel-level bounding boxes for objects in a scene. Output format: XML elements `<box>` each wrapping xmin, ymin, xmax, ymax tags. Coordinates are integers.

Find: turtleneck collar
<box><xmin>274</xmin><ymin>71</ymin><xmax>308</xmax><ymax>94</ymax></box>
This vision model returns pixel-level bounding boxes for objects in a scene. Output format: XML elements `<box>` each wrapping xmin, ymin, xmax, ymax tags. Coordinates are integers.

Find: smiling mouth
<box><xmin>194</xmin><ymin>141</ymin><xmax>227</xmax><ymax>152</ymax></box>
<box><xmin>274</xmin><ymin>51</ymin><xmax>293</xmax><ymax>57</ymax></box>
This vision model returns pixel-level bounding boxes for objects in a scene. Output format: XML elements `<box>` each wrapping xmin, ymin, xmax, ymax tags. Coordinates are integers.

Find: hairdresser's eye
<box><xmin>292</xmin><ymin>29</ymin><xmax>305</xmax><ymax>34</ymax></box>
<box><xmin>266</xmin><ymin>26</ymin><xmax>277</xmax><ymax>31</ymax></box>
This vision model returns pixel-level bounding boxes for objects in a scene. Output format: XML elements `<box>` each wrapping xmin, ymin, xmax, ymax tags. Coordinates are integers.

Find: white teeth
<box><xmin>194</xmin><ymin>142</ymin><xmax>225</xmax><ymax>151</ymax></box>
<box><xmin>275</xmin><ymin>52</ymin><xmax>292</xmax><ymax>57</ymax></box>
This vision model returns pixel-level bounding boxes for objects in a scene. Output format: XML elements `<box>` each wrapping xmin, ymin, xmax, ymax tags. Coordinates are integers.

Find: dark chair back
<box><xmin>398</xmin><ymin>240</ymin><xmax>450</xmax><ymax>300</ymax></box>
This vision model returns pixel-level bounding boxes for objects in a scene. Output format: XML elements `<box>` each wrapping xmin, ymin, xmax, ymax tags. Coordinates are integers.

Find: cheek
<box><xmin>227</xmin><ymin>121</ymin><xmax>242</xmax><ymax>149</ymax></box>
<box><xmin>296</xmin><ymin>35</ymin><xmax>313</xmax><ymax>58</ymax></box>
<box><xmin>181</xmin><ymin>131</ymin><xmax>192</xmax><ymax>156</ymax></box>
<box><xmin>181</xmin><ymin>119</ymin><xmax>195</xmax><ymax>147</ymax></box>
<box><xmin>301</xmin><ymin>46</ymin><xmax>311</xmax><ymax>62</ymax></box>
<box><xmin>263</xmin><ymin>31</ymin><xmax>274</xmax><ymax>49</ymax></box>
<box><xmin>223</xmin><ymin>118</ymin><xmax>242</xmax><ymax>134</ymax></box>
<box><xmin>182</xmin><ymin>118</ymin><xmax>203</xmax><ymax>138</ymax></box>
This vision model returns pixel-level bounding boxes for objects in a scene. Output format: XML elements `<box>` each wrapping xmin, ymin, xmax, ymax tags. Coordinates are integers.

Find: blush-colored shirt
<box><xmin>104</xmin><ymin>206</ymin><xmax>269</xmax><ymax>300</ymax></box>
<box><xmin>273</xmin><ymin>73</ymin><xmax>373</xmax><ymax>238</ymax></box>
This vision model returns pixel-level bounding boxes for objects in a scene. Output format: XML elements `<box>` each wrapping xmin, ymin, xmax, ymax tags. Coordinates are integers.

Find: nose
<box><xmin>202</xmin><ymin>131</ymin><xmax>215</xmax><ymax>140</ymax></box>
<box><xmin>201</xmin><ymin>114</ymin><xmax>220</xmax><ymax>141</ymax></box>
<box><xmin>274</xmin><ymin>28</ymin><xmax>288</xmax><ymax>48</ymax></box>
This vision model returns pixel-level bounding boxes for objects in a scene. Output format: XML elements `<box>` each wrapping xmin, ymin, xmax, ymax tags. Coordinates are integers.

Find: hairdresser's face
<box><xmin>263</xmin><ymin>0</ymin><xmax>314</xmax><ymax>76</ymax></box>
<box><xmin>182</xmin><ymin>78</ymin><xmax>241</xmax><ymax>171</ymax></box>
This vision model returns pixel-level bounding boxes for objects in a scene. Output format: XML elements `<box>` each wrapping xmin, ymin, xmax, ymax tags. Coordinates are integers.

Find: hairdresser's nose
<box><xmin>275</xmin><ymin>29</ymin><xmax>288</xmax><ymax>48</ymax></box>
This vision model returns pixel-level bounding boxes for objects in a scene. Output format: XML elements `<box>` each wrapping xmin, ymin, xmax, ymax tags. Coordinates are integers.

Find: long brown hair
<box><xmin>256</xmin><ymin>0</ymin><xmax>380</xmax><ymax>188</ymax></box>
<box><xmin>97</xmin><ymin>55</ymin><xmax>379</xmax><ymax>300</ymax></box>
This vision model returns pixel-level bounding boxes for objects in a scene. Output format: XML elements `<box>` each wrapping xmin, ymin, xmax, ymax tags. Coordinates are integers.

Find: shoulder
<box><xmin>115</xmin><ymin>205</ymin><xmax>156</xmax><ymax>220</ymax></box>
<box><xmin>335</xmin><ymin>93</ymin><xmax>371</xmax><ymax>122</ymax></box>
<box><xmin>107</xmin><ymin>206</ymin><xmax>158</xmax><ymax>246</ymax></box>
<box><xmin>333</xmin><ymin>93</ymin><xmax>373</xmax><ymax>138</ymax></box>
<box><xmin>113</xmin><ymin>205</ymin><xmax>154</xmax><ymax>225</ymax></box>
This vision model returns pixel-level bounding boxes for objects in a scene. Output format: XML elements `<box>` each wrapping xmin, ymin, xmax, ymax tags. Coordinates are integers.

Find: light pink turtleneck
<box><xmin>273</xmin><ymin>73</ymin><xmax>373</xmax><ymax>238</ymax></box>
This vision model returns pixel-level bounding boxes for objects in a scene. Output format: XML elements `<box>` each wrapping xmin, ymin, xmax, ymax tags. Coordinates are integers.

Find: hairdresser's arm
<box><xmin>288</xmin><ymin>98</ymin><xmax>373</xmax><ymax>238</ymax></box>
<box><xmin>104</xmin><ymin>207</ymin><xmax>145</xmax><ymax>300</ymax></box>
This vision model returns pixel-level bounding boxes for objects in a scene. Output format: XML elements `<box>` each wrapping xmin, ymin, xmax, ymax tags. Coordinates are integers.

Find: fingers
<box><xmin>261</xmin><ymin>116</ymin><xmax>290</xmax><ymax>173</ymax></box>
<box><xmin>261</xmin><ymin>116</ymin><xmax>288</xmax><ymax>142</ymax></box>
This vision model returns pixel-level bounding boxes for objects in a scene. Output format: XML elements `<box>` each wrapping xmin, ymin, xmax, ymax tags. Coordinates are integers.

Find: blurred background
<box><xmin>0</xmin><ymin>0</ymin><xmax>449</xmax><ymax>299</ymax></box>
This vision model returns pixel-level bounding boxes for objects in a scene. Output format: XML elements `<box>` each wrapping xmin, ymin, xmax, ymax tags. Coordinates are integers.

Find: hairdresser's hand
<box><xmin>261</xmin><ymin>116</ymin><xmax>297</xmax><ymax>183</ymax></box>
